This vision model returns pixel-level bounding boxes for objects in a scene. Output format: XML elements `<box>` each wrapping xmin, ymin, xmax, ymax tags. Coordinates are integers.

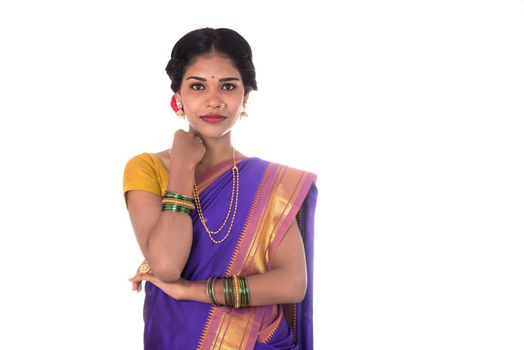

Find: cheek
<box><xmin>180</xmin><ymin>93</ymin><xmax>201</xmax><ymax>112</ymax></box>
<box><xmin>227</xmin><ymin>93</ymin><xmax>244</xmax><ymax>107</ymax></box>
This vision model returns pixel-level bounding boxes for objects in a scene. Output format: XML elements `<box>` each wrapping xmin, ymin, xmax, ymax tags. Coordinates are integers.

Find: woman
<box><xmin>123</xmin><ymin>28</ymin><xmax>318</xmax><ymax>350</ymax></box>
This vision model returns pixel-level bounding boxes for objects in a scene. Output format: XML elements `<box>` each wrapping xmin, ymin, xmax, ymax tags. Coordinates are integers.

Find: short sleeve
<box><xmin>122</xmin><ymin>154</ymin><xmax>162</xmax><ymax>197</ymax></box>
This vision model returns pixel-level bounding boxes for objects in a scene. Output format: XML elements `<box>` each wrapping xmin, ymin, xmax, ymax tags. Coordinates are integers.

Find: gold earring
<box><xmin>240</xmin><ymin>104</ymin><xmax>248</xmax><ymax>119</ymax></box>
<box><xmin>176</xmin><ymin>101</ymin><xmax>185</xmax><ymax>119</ymax></box>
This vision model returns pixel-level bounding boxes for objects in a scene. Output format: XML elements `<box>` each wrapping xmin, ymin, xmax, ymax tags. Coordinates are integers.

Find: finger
<box><xmin>188</xmin><ymin>128</ymin><xmax>203</xmax><ymax>141</ymax></box>
<box><xmin>131</xmin><ymin>280</ymin><xmax>141</xmax><ymax>292</ymax></box>
<box><xmin>141</xmin><ymin>274</ymin><xmax>166</xmax><ymax>292</ymax></box>
<box><xmin>130</xmin><ymin>274</ymin><xmax>147</xmax><ymax>283</ymax></box>
<box><xmin>128</xmin><ymin>277</ymin><xmax>139</xmax><ymax>290</ymax></box>
<box><xmin>129</xmin><ymin>272</ymin><xmax>142</xmax><ymax>282</ymax></box>
<box><xmin>136</xmin><ymin>281</ymin><xmax>142</xmax><ymax>293</ymax></box>
<box><xmin>130</xmin><ymin>273</ymin><xmax>161</xmax><ymax>288</ymax></box>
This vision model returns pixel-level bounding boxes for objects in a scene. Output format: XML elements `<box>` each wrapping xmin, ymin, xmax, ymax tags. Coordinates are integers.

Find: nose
<box><xmin>206</xmin><ymin>91</ymin><xmax>223</xmax><ymax>110</ymax></box>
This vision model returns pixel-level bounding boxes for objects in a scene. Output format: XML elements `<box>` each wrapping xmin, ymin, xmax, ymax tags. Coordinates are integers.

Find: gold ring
<box><xmin>139</xmin><ymin>263</ymin><xmax>151</xmax><ymax>274</ymax></box>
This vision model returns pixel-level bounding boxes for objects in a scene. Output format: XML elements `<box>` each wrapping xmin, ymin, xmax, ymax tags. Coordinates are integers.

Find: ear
<box><xmin>243</xmin><ymin>92</ymin><xmax>250</xmax><ymax>106</ymax></box>
<box><xmin>175</xmin><ymin>92</ymin><xmax>183</xmax><ymax>103</ymax></box>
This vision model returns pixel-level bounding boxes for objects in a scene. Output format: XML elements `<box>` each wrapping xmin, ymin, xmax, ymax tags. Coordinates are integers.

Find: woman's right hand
<box><xmin>169</xmin><ymin>129</ymin><xmax>206</xmax><ymax>168</ymax></box>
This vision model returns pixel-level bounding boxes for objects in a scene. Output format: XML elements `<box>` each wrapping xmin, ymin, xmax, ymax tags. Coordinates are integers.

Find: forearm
<box><xmin>145</xmin><ymin>161</ymin><xmax>196</xmax><ymax>282</ymax></box>
<box><xmin>240</xmin><ymin>269</ymin><xmax>307</xmax><ymax>305</ymax></box>
<box><xmin>184</xmin><ymin>269</ymin><xmax>307</xmax><ymax>306</ymax></box>
<box><xmin>145</xmin><ymin>213</ymin><xmax>192</xmax><ymax>282</ymax></box>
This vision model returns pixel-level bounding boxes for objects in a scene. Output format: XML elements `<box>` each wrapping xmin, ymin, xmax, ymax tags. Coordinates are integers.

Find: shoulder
<box><xmin>123</xmin><ymin>152</ymin><xmax>156</xmax><ymax>173</ymax></box>
<box><xmin>123</xmin><ymin>151</ymin><xmax>168</xmax><ymax>182</ymax></box>
<box><xmin>124</xmin><ymin>151</ymin><xmax>168</xmax><ymax>171</ymax></box>
<box><xmin>122</xmin><ymin>152</ymin><xmax>166</xmax><ymax>195</ymax></box>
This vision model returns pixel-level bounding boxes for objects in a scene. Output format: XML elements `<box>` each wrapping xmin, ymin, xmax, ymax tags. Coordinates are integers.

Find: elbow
<box><xmin>157</xmin><ymin>272</ymin><xmax>181</xmax><ymax>284</ymax></box>
<box><xmin>290</xmin><ymin>276</ymin><xmax>307</xmax><ymax>303</ymax></box>
<box><xmin>152</xmin><ymin>264</ymin><xmax>182</xmax><ymax>283</ymax></box>
<box><xmin>144</xmin><ymin>243</ymin><xmax>186</xmax><ymax>283</ymax></box>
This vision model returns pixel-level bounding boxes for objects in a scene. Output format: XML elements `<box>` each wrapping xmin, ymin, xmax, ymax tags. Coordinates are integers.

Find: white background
<box><xmin>1</xmin><ymin>1</ymin><xmax>523</xmax><ymax>349</ymax></box>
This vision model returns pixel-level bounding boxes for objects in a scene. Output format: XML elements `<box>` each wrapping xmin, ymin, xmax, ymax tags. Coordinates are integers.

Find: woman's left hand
<box><xmin>128</xmin><ymin>269</ymin><xmax>189</xmax><ymax>300</ymax></box>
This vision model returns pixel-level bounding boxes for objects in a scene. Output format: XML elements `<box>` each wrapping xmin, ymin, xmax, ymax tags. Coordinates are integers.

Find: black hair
<box><xmin>165</xmin><ymin>28</ymin><xmax>257</xmax><ymax>95</ymax></box>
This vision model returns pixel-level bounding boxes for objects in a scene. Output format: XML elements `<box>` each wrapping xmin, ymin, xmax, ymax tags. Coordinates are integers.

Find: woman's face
<box><xmin>176</xmin><ymin>53</ymin><xmax>246</xmax><ymax>139</ymax></box>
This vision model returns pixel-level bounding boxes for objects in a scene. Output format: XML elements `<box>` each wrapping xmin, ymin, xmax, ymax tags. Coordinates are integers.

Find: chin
<box><xmin>189</xmin><ymin>123</ymin><xmax>235</xmax><ymax>139</ymax></box>
<box><xmin>193</xmin><ymin>127</ymin><xmax>232</xmax><ymax>140</ymax></box>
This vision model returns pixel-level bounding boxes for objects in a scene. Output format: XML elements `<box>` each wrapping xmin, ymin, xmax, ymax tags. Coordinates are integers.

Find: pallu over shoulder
<box><xmin>123</xmin><ymin>154</ymin><xmax>318</xmax><ymax>350</ymax></box>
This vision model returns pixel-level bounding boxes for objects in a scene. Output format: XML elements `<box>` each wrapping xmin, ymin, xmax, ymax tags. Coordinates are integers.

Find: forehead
<box><xmin>184</xmin><ymin>54</ymin><xmax>241</xmax><ymax>78</ymax></box>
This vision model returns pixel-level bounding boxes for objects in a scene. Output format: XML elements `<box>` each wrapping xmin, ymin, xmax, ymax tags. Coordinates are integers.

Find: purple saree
<box><xmin>127</xmin><ymin>155</ymin><xmax>317</xmax><ymax>350</ymax></box>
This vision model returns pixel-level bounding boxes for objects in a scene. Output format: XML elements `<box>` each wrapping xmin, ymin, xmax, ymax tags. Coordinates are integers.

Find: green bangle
<box><xmin>239</xmin><ymin>276</ymin><xmax>245</xmax><ymax>307</ymax></box>
<box><xmin>162</xmin><ymin>206</ymin><xmax>192</xmax><ymax>214</ymax></box>
<box><xmin>227</xmin><ymin>276</ymin><xmax>233</xmax><ymax>307</ymax></box>
<box><xmin>224</xmin><ymin>276</ymin><xmax>230</xmax><ymax>307</ymax></box>
<box><xmin>208</xmin><ymin>276</ymin><xmax>219</xmax><ymax>306</ymax></box>
<box><xmin>228</xmin><ymin>276</ymin><xmax>234</xmax><ymax>308</ymax></box>
<box><xmin>222</xmin><ymin>276</ymin><xmax>228</xmax><ymax>307</ymax></box>
<box><xmin>161</xmin><ymin>203</ymin><xmax>192</xmax><ymax>210</ymax></box>
<box><xmin>162</xmin><ymin>208</ymin><xmax>191</xmax><ymax>216</ymax></box>
<box><xmin>241</xmin><ymin>276</ymin><xmax>250</xmax><ymax>307</ymax></box>
<box><xmin>163</xmin><ymin>191</ymin><xmax>194</xmax><ymax>202</ymax></box>
<box><xmin>162</xmin><ymin>204</ymin><xmax>193</xmax><ymax>215</ymax></box>
<box><xmin>161</xmin><ymin>204</ymin><xmax>192</xmax><ymax>215</ymax></box>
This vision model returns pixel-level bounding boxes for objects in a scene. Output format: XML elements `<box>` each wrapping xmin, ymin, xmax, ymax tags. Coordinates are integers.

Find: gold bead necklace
<box><xmin>193</xmin><ymin>148</ymin><xmax>239</xmax><ymax>244</ymax></box>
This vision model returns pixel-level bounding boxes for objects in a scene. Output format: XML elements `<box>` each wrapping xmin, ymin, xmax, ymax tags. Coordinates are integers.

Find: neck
<box><xmin>192</xmin><ymin>129</ymin><xmax>236</xmax><ymax>176</ymax></box>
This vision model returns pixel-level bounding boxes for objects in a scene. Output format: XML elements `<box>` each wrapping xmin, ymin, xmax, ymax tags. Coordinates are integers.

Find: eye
<box><xmin>190</xmin><ymin>83</ymin><xmax>205</xmax><ymax>91</ymax></box>
<box><xmin>221</xmin><ymin>83</ymin><xmax>236</xmax><ymax>91</ymax></box>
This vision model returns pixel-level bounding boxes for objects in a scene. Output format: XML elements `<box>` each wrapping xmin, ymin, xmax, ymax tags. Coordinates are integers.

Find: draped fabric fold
<box><xmin>123</xmin><ymin>153</ymin><xmax>318</xmax><ymax>350</ymax></box>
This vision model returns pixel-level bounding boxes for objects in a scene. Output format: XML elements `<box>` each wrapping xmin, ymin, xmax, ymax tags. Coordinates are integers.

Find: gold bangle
<box><xmin>161</xmin><ymin>198</ymin><xmax>195</xmax><ymax>210</ymax></box>
<box><xmin>232</xmin><ymin>275</ymin><xmax>241</xmax><ymax>308</ymax></box>
<box><xmin>162</xmin><ymin>198</ymin><xmax>194</xmax><ymax>204</ymax></box>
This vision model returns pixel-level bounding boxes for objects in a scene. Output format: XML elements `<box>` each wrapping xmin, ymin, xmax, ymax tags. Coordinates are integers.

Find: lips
<box><xmin>200</xmin><ymin>115</ymin><xmax>226</xmax><ymax>124</ymax></box>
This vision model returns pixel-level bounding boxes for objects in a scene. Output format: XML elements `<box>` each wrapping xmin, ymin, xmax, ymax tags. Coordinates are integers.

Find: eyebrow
<box><xmin>185</xmin><ymin>76</ymin><xmax>241</xmax><ymax>82</ymax></box>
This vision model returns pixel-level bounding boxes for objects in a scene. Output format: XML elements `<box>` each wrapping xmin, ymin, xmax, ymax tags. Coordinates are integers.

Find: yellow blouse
<box><xmin>122</xmin><ymin>152</ymin><xmax>168</xmax><ymax>199</ymax></box>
